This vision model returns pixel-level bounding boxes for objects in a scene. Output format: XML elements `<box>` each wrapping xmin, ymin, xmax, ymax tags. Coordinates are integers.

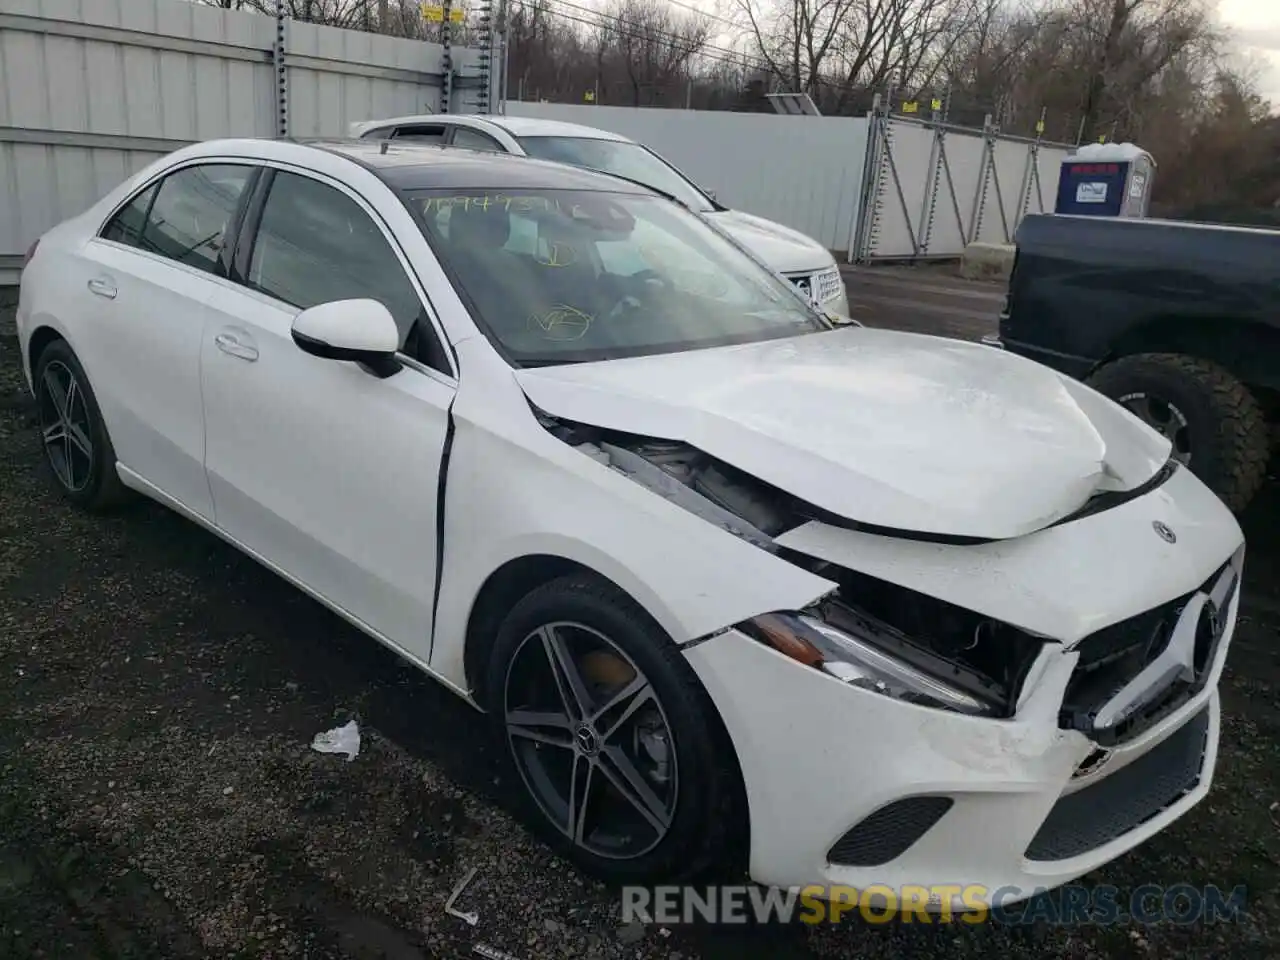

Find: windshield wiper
<box><xmin>589</xmin><ymin>171</ymin><xmax>683</xmax><ymax>207</ymax></box>
<box><xmin>518</xmin><ymin>357</ymin><xmax>591</xmax><ymax>368</ymax></box>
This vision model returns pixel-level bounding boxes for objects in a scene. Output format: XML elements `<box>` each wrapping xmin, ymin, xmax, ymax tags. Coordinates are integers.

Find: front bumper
<box><xmin>684</xmin><ymin>558</ymin><xmax>1239</xmax><ymax>908</ymax></box>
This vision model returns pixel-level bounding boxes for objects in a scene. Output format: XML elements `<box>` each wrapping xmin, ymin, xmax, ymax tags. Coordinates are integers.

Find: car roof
<box><xmin>302</xmin><ymin>139</ymin><xmax>653</xmax><ymax>193</ymax></box>
<box><xmin>363</xmin><ymin>113</ymin><xmax>634</xmax><ymax>144</ymax></box>
<box><xmin>474</xmin><ymin>114</ymin><xmax>633</xmax><ymax>142</ymax></box>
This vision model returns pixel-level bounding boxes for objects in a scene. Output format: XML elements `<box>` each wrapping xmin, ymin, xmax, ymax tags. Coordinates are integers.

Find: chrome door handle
<box><xmin>214</xmin><ymin>332</ymin><xmax>259</xmax><ymax>362</ymax></box>
<box><xmin>87</xmin><ymin>277</ymin><xmax>117</xmax><ymax>299</ymax></box>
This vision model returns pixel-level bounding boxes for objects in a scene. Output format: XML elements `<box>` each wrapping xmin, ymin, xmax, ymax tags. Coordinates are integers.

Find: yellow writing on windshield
<box><xmin>529</xmin><ymin>305</ymin><xmax>593</xmax><ymax>341</ymax></box>
<box><xmin>420</xmin><ymin>194</ymin><xmax>555</xmax><ymax>214</ymax></box>
<box><xmin>535</xmin><ymin>242</ymin><xmax>578</xmax><ymax>268</ymax></box>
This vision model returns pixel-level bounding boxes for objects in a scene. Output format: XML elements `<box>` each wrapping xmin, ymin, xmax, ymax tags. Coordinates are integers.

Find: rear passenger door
<box><xmin>78</xmin><ymin>162</ymin><xmax>256</xmax><ymax>519</ymax></box>
<box><xmin>200</xmin><ymin>167</ymin><xmax>455</xmax><ymax>660</ymax></box>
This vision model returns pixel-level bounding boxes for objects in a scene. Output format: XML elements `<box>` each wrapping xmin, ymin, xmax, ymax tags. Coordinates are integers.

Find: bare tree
<box><xmin>196</xmin><ymin>0</ymin><xmax>380</xmax><ymax>29</ymax></box>
<box><xmin>191</xmin><ymin>0</ymin><xmax>1277</xmax><ymax>212</ymax></box>
<box><xmin>595</xmin><ymin>0</ymin><xmax>712</xmax><ymax>106</ymax></box>
<box><xmin>1070</xmin><ymin>0</ymin><xmax>1212</xmax><ymax>141</ymax></box>
<box><xmin>734</xmin><ymin>0</ymin><xmax>985</xmax><ymax>111</ymax></box>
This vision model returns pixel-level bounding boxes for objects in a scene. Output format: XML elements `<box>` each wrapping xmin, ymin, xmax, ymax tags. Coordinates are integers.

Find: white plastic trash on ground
<box><xmin>311</xmin><ymin>719</ymin><xmax>361</xmax><ymax>761</ymax></box>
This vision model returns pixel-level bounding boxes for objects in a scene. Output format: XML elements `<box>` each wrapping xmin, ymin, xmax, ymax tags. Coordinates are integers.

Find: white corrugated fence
<box><xmin>504</xmin><ymin>101</ymin><xmax>871</xmax><ymax>257</ymax></box>
<box><xmin>0</xmin><ymin>0</ymin><xmax>482</xmax><ymax>282</ymax></box>
<box><xmin>1</xmin><ymin>0</ymin><xmax>1080</xmax><ymax>284</ymax></box>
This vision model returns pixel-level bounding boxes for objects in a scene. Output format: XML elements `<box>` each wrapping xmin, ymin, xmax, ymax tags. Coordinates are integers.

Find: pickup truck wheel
<box><xmin>1088</xmin><ymin>353</ymin><xmax>1268</xmax><ymax>512</ymax></box>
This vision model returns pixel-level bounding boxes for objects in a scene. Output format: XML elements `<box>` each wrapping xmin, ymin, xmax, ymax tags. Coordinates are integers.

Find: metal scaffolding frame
<box><xmin>852</xmin><ymin>94</ymin><xmax>1072</xmax><ymax>262</ymax></box>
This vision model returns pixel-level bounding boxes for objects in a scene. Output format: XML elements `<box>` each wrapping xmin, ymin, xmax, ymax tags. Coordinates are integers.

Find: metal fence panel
<box><xmin>0</xmin><ymin>0</ymin><xmax>471</xmax><ymax>282</ymax></box>
<box><xmin>930</xmin><ymin>131</ymin><xmax>984</xmax><ymax>256</ymax></box>
<box><xmin>857</xmin><ymin>111</ymin><xmax>1072</xmax><ymax>261</ymax></box>
<box><xmin>860</xmin><ymin>119</ymin><xmax>934</xmax><ymax>259</ymax></box>
<box><xmin>285</xmin><ymin>19</ymin><xmax>443</xmax><ymax>137</ymax></box>
<box><xmin>505</xmin><ymin>101</ymin><xmax>869</xmax><ymax>255</ymax></box>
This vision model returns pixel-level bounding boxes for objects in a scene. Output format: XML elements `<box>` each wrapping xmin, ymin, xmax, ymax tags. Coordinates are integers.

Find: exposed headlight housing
<box><xmin>739</xmin><ymin>609</ymin><xmax>1009</xmax><ymax>717</ymax></box>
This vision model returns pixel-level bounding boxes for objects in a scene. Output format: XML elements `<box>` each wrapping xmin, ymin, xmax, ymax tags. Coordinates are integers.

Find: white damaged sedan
<box><xmin>16</xmin><ymin>138</ymin><xmax>1244</xmax><ymax>905</ymax></box>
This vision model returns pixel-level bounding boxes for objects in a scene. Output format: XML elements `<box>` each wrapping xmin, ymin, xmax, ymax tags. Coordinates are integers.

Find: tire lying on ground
<box><xmin>1087</xmin><ymin>352</ymin><xmax>1270</xmax><ymax>513</ymax></box>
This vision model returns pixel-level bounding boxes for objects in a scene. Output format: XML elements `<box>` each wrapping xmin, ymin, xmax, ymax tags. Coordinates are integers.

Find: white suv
<box><xmin>349</xmin><ymin>113</ymin><xmax>850</xmax><ymax>316</ymax></box>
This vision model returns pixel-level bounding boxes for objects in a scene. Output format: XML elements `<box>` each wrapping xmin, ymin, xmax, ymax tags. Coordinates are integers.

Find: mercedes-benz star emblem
<box><xmin>1152</xmin><ymin>521</ymin><xmax>1177</xmax><ymax>544</ymax></box>
<box><xmin>574</xmin><ymin>725</ymin><xmax>599</xmax><ymax>756</ymax></box>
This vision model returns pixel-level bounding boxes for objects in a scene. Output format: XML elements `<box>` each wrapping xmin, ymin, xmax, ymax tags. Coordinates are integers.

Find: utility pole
<box><xmin>440</xmin><ymin>0</ymin><xmax>453</xmax><ymax>112</ymax></box>
<box><xmin>273</xmin><ymin>0</ymin><xmax>287</xmax><ymax>137</ymax></box>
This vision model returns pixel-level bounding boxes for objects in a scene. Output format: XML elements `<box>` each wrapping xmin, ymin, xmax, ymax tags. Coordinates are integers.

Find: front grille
<box><xmin>814</xmin><ymin>267</ymin><xmax>844</xmax><ymax>303</ymax></box>
<box><xmin>788</xmin><ymin>267</ymin><xmax>843</xmax><ymax>305</ymax></box>
<box><xmin>1060</xmin><ymin>561</ymin><xmax>1235</xmax><ymax>746</ymax></box>
<box><xmin>827</xmin><ymin>796</ymin><xmax>953</xmax><ymax>866</ymax></box>
<box><xmin>1026</xmin><ymin>706</ymin><xmax>1209</xmax><ymax>861</ymax></box>
<box><xmin>788</xmin><ymin>274</ymin><xmax>813</xmax><ymax>301</ymax></box>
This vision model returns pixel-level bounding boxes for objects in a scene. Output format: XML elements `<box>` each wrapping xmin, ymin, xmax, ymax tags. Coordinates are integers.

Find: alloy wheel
<box><xmin>37</xmin><ymin>360</ymin><xmax>94</xmax><ymax>493</ymax></box>
<box><xmin>1119</xmin><ymin>392</ymin><xmax>1192</xmax><ymax>465</ymax></box>
<box><xmin>502</xmin><ymin>621</ymin><xmax>679</xmax><ymax>860</ymax></box>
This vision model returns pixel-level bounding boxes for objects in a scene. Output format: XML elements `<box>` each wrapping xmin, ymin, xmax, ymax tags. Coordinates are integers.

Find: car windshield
<box><xmin>516</xmin><ymin>137</ymin><xmax>715</xmax><ymax>213</ymax></box>
<box><xmin>408</xmin><ymin>188</ymin><xmax>826</xmax><ymax>366</ymax></box>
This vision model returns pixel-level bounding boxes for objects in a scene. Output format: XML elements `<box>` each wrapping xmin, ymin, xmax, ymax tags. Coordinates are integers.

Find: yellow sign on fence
<box><xmin>902</xmin><ymin>100</ymin><xmax>918</xmax><ymax>114</ymax></box>
<box><xmin>421</xmin><ymin>4</ymin><xmax>465</xmax><ymax>22</ymax></box>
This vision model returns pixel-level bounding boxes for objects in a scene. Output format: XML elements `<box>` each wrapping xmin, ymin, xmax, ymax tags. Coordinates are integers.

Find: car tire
<box><xmin>33</xmin><ymin>338</ymin><xmax>131</xmax><ymax>510</ymax></box>
<box><xmin>484</xmin><ymin>572</ymin><xmax>744</xmax><ymax>885</ymax></box>
<box><xmin>1088</xmin><ymin>353</ymin><xmax>1269</xmax><ymax>513</ymax></box>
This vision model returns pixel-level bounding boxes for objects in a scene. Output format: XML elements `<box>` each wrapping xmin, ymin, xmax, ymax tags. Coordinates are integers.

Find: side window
<box><xmin>137</xmin><ymin>164</ymin><xmax>254</xmax><ymax>274</ymax></box>
<box><xmin>247</xmin><ymin>171</ymin><xmax>445</xmax><ymax>369</ymax></box>
<box><xmin>392</xmin><ymin>124</ymin><xmax>447</xmax><ymax>143</ymax></box>
<box><xmin>100</xmin><ymin>183</ymin><xmax>159</xmax><ymax>247</ymax></box>
<box><xmin>450</xmin><ymin>128</ymin><xmax>502</xmax><ymax>152</ymax></box>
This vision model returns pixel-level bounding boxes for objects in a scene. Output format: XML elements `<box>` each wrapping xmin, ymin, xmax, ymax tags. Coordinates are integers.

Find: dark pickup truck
<box><xmin>991</xmin><ymin>213</ymin><xmax>1279</xmax><ymax>513</ymax></box>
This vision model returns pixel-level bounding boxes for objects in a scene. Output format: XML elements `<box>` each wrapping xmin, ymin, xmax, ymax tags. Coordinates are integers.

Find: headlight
<box><xmin>739</xmin><ymin>611</ymin><xmax>995</xmax><ymax>716</ymax></box>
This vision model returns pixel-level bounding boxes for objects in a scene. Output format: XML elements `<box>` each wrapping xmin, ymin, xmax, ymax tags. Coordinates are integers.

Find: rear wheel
<box><xmin>1088</xmin><ymin>353</ymin><xmax>1269</xmax><ymax>512</ymax></box>
<box><xmin>34</xmin><ymin>339</ymin><xmax>130</xmax><ymax>510</ymax></box>
<box><xmin>485</xmin><ymin>573</ymin><xmax>743</xmax><ymax>884</ymax></box>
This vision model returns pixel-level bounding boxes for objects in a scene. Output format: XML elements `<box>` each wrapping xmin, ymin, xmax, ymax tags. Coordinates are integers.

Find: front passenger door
<box><xmin>200</xmin><ymin>169</ymin><xmax>456</xmax><ymax>660</ymax></box>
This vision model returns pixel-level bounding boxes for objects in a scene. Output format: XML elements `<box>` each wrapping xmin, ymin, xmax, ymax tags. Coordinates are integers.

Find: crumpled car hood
<box><xmin>704</xmin><ymin>209</ymin><xmax>834</xmax><ymax>275</ymax></box>
<box><xmin>515</xmin><ymin>328</ymin><xmax>1172</xmax><ymax>540</ymax></box>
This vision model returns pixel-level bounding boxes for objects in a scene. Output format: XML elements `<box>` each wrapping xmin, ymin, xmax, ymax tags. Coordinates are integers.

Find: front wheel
<box><xmin>485</xmin><ymin>573</ymin><xmax>744</xmax><ymax>884</ymax></box>
<box><xmin>1088</xmin><ymin>353</ymin><xmax>1269</xmax><ymax>512</ymax></box>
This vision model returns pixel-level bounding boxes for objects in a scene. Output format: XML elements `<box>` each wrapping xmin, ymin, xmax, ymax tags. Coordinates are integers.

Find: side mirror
<box><xmin>291</xmin><ymin>298</ymin><xmax>401</xmax><ymax>378</ymax></box>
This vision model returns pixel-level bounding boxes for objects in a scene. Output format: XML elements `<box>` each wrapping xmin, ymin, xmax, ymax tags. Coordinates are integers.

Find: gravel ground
<box><xmin>1</xmin><ymin>289</ymin><xmax>1278</xmax><ymax>960</ymax></box>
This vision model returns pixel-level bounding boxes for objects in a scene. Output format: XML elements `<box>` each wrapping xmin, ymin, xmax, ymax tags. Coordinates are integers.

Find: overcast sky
<box><xmin>1215</xmin><ymin>0</ymin><xmax>1279</xmax><ymax>103</ymax></box>
<box><xmin>700</xmin><ymin>0</ymin><xmax>1280</xmax><ymax>107</ymax></box>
